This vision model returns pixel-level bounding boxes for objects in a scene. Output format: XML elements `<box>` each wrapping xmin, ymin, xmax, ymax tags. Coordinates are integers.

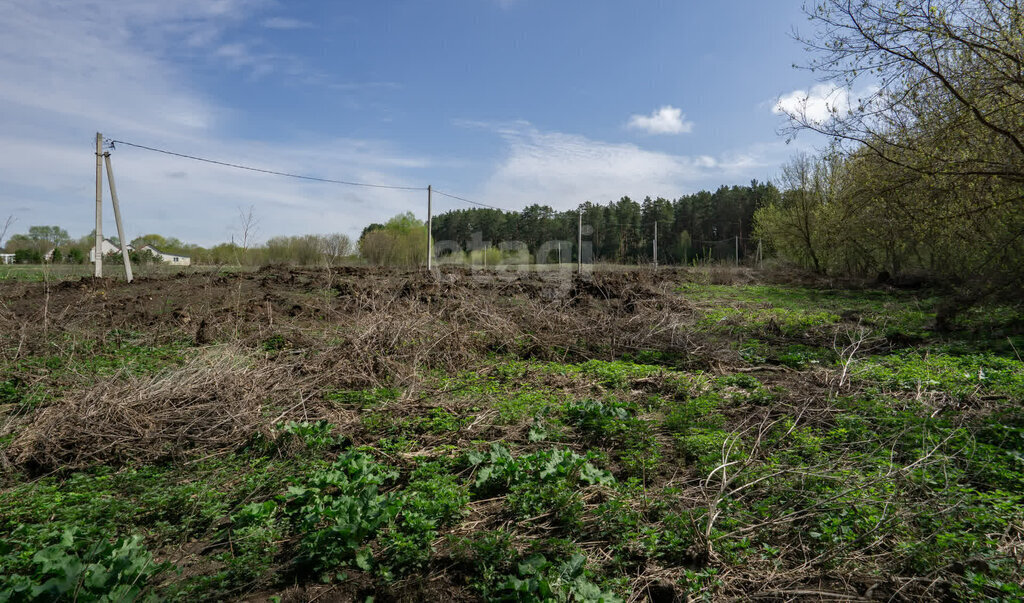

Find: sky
<box><xmin>0</xmin><ymin>0</ymin><xmax>848</xmax><ymax>246</ymax></box>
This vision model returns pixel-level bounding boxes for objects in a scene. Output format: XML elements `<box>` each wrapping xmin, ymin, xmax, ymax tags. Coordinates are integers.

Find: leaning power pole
<box><xmin>426</xmin><ymin>185</ymin><xmax>433</xmax><ymax>271</ymax></box>
<box><xmin>103</xmin><ymin>152</ymin><xmax>133</xmax><ymax>283</ymax></box>
<box><xmin>94</xmin><ymin>133</ymin><xmax>103</xmax><ymax>277</ymax></box>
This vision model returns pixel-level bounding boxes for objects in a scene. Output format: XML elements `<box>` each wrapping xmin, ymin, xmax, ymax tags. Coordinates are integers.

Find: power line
<box><xmin>432</xmin><ymin>189</ymin><xmax>505</xmax><ymax>211</ymax></box>
<box><xmin>108</xmin><ymin>139</ymin><xmax>427</xmax><ymax>192</ymax></box>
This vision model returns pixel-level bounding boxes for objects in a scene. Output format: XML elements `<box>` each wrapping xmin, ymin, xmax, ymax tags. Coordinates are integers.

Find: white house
<box><xmin>0</xmin><ymin>253</ymin><xmax>13</xmax><ymax>264</ymax></box>
<box><xmin>140</xmin><ymin>245</ymin><xmax>191</xmax><ymax>266</ymax></box>
<box><xmin>89</xmin><ymin>239</ymin><xmax>132</xmax><ymax>262</ymax></box>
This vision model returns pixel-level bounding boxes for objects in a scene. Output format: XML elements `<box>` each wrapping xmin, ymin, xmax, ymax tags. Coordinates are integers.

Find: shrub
<box><xmin>0</xmin><ymin>529</ymin><xmax>167</xmax><ymax>602</ymax></box>
<box><xmin>281</xmin><ymin>451</ymin><xmax>400</xmax><ymax>580</ymax></box>
<box><xmin>483</xmin><ymin>554</ymin><xmax>623</xmax><ymax>603</ymax></box>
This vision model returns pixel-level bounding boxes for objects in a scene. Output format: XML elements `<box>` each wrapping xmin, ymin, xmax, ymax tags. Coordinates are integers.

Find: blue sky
<box><xmin>0</xmin><ymin>0</ymin><xmax>849</xmax><ymax>246</ymax></box>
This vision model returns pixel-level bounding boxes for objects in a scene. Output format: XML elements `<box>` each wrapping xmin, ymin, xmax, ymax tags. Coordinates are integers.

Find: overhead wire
<box><xmin>108</xmin><ymin>139</ymin><xmax>427</xmax><ymax>192</ymax></box>
<box><xmin>109</xmin><ymin>138</ymin><xmax>520</xmax><ymax>213</ymax></box>
<box><xmin>431</xmin><ymin>189</ymin><xmax>506</xmax><ymax>211</ymax></box>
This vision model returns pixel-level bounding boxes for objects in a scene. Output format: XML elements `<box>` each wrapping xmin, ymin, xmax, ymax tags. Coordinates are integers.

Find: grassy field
<box><xmin>0</xmin><ymin>263</ymin><xmax>255</xmax><ymax>282</ymax></box>
<box><xmin>1</xmin><ymin>267</ymin><xmax>1021</xmax><ymax>601</ymax></box>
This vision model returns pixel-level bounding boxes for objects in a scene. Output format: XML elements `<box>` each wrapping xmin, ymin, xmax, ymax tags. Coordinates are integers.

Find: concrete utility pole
<box><xmin>94</xmin><ymin>133</ymin><xmax>103</xmax><ymax>277</ymax></box>
<box><xmin>426</xmin><ymin>185</ymin><xmax>433</xmax><ymax>271</ymax></box>
<box><xmin>103</xmin><ymin>153</ymin><xmax>133</xmax><ymax>283</ymax></box>
<box><xmin>653</xmin><ymin>221</ymin><xmax>658</xmax><ymax>270</ymax></box>
<box><xmin>577</xmin><ymin>210</ymin><xmax>582</xmax><ymax>274</ymax></box>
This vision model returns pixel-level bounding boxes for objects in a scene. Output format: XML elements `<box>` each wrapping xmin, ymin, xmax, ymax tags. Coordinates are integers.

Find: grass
<box><xmin>1</xmin><ymin>267</ymin><xmax>1022</xmax><ymax>600</ymax></box>
<box><xmin>0</xmin><ymin>263</ymin><xmax>252</xmax><ymax>282</ymax></box>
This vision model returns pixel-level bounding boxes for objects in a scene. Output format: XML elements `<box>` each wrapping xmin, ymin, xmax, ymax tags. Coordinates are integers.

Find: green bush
<box><xmin>281</xmin><ymin>451</ymin><xmax>401</xmax><ymax>580</ymax></box>
<box><xmin>484</xmin><ymin>554</ymin><xmax>623</xmax><ymax>603</ymax></box>
<box><xmin>377</xmin><ymin>462</ymin><xmax>470</xmax><ymax>577</ymax></box>
<box><xmin>663</xmin><ymin>395</ymin><xmax>724</xmax><ymax>433</ymax></box>
<box><xmin>468</xmin><ymin>445</ymin><xmax>613</xmax><ymax>529</ymax></box>
<box><xmin>0</xmin><ymin>529</ymin><xmax>167</xmax><ymax>602</ymax></box>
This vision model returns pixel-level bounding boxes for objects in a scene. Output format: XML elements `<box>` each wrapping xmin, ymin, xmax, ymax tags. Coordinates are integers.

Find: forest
<box><xmin>425</xmin><ymin>183</ymin><xmax>778</xmax><ymax>264</ymax></box>
<box><xmin>756</xmin><ymin>0</ymin><xmax>1024</xmax><ymax>313</ymax></box>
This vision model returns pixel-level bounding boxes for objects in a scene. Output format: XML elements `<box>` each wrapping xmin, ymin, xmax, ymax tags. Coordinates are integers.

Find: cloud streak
<box><xmin>0</xmin><ymin>1</ymin><xmax>438</xmax><ymax>245</ymax></box>
<box><xmin>262</xmin><ymin>17</ymin><xmax>313</xmax><ymax>29</ymax></box>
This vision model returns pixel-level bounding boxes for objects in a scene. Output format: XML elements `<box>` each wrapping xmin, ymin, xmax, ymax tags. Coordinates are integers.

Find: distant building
<box><xmin>140</xmin><ymin>245</ymin><xmax>191</xmax><ymax>266</ymax></box>
<box><xmin>89</xmin><ymin>239</ymin><xmax>132</xmax><ymax>262</ymax></box>
<box><xmin>0</xmin><ymin>253</ymin><xmax>13</xmax><ymax>265</ymax></box>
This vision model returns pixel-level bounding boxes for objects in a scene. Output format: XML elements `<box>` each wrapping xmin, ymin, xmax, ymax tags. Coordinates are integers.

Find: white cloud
<box><xmin>773</xmin><ymin>82</ymin><xmax>879</xmax><ymax>125</ymax></box>
<box><xmin>0</xmin><ymin>1</ymin><xmax>437</xmax><ymax>246</ymax></box>
<box><xmin>473</xmin><ymin>123</ymin><xmax>786</xmax><ymax>209</ymax></box>
<box><xmin>262</xmin><ymin>17</ymin><xmax>313</xmax><ymax>29</ymax></box>
<box><xmin>627</xmin><ymin>106</ymin><xmax>694</xmax><ymax>135</ymax></box>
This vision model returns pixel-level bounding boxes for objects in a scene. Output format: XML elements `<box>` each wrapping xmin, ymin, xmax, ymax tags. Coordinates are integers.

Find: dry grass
<box><xmin>0</xmin><ymin>269</ymin><xmax>710</xmax><ymax>474</ymax></box>
<box><xmin>2</xmin><ymin>347</ymin><xmax>297</xmax><ymax>472</ymax></box>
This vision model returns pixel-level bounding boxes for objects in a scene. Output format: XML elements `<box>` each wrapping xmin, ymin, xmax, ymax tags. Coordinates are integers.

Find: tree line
<box><xmin>422</xmin><ymin>182</ymin><xmax>779</xmax><ymax>264</ymax></box>
<box><xmin>9</xmin><ymin>0</ymin><xmax>1021</xmax><ymax>294</ymax></box>
<box><xmin>0</xmin><ymin>225</ymin><xmax>355</xmax><ymax>268</ymax></box>
<box><xmin>756</xmin><ymin>0</ymin><xmax>1024</xmax><ymax>317</ymax></box>
<box><xmin>2</xmin><ymin>179</ymin><xmax>780</xmax><ymax>269</ymax></box>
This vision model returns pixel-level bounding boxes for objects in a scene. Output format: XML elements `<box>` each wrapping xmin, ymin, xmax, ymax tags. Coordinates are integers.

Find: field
<box><xmin>0</xmin><ymin>264</ymin><xmax>245</xmax><ymax>283</ymax></box>
<box><xmin>1</xmin><ymin>266</ymin><xmax>1022</xmax><ymax>601</ymax></box>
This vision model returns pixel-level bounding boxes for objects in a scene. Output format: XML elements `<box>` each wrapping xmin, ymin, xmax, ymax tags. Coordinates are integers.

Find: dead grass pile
<box><xmin>298</xmin><ymin>271</ymin><xmax>705</xmax><ymax>388</ymax></box>
<box><xmin>2</xmin><ymin>347</ymin><xmax>303</xmax><ymax>473</ymax></box>
<box><xmin>0</xmin><ymin>268</ymin><xmax>715</xmax><ymax>474</ymax></box>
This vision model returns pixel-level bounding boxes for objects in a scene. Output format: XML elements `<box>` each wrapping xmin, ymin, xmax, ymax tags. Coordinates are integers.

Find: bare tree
<box><xmin>781</xmin><ymin>0</ymin><xmax>1024</xmax><ymax>307</ymax></box>
<box><xmin>784</xmin><ymin>0</ymin><xmax>1024</xmax><ymax>184</ymax></box>
<box><xmin>0</xmin><ymin>215</ymin><xmax>14</xmax><ymax>251</ymax></box>
<box><xmin>319</xmin><ymin>233</ymin><xmax>353</xmax><ymax>267</ymax></box>
<box><xmin>234</xmin><ymin>205</ymin><xmax>259</xmax><ymax>266</ymax></box>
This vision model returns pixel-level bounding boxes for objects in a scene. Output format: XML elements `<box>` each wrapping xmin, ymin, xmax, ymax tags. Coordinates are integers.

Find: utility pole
<box><xmin>653</xmin><ymin>221</ymin><xmax>658</xmax><ymax>270</ymax></box>
<box><xmin>577</xmin><ymin>210</ymin><xmax>582</xmax><ymax>274</ymax></box>
<box><xmin>94</xmin><ymin>133</ymin><xmax>103</xmax><ymax>277</ymax></box>
<box><xmin>426</xmin><ymin>185</ymin><xmax>432</xmax><ymax>271</ymax></box>
<box><xmin>103</xmin><ymin>153</ymin><xmax>133</xmax><ymax>283</ymax></box>
<box><xmin>735</xmin><ymin>235</ymin><xmax>740</xmax><ymax>266</ymax></box>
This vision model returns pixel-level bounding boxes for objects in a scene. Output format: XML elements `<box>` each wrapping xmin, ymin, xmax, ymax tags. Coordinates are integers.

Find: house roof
<box><xmin>141</xmin><ymin>245</ymin><xmax>189</xmax><ymax>258</ymax></box>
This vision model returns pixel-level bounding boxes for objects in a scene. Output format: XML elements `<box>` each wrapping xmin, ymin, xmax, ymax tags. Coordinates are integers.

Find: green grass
<box><xmin>0</xmin><ymin>263</ymin><xmax>249</xmax><ymax>282</ymax></box>
<box><xmin>0</xmin><ymin>336</ymin><xmax>189</xmax><ymax>412</ymax></box>
<box><xmin>681</xmin><ymin>283</ymin><xmax>934</xmax><ymax>339</ymax></box>
<box><xmin>855</xmin><ymin>351</ymin><xmax>1024</xmax><ymax>399</ymax></box>
<box><xmin>3</xmin><ymin>278</ymin><xmax>1023</xmax><ymax>600</ymax></box>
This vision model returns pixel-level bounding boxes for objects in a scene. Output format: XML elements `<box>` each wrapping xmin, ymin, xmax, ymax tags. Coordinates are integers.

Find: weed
<box><xmin>261</xmin><ymin>334</ymin><xmax>289</xmax><ymax>352</ymax></box>
<box><xmin>676</xmin><ymin>428</ymin><xmax>741</xmax><ymax>472</ymax></box>
<box><xmin>663</xmin><ymin>394</ymin><xmax>725</xmax><ymax>433</ymax></box>
<box><xmin>0</xmin><ymin>528</ymin><xmax>167</xmax><ymax>602</ymax></box>
<box><xmin>496</xmin><ymin>389</ymin><xmax>559</xmax><ymax>424</ymax></box>
<box><xmin>281</xmin><ymin>451</ymin><xmax>400</xmax><ymax>580</ymax></box>
<box><xmin>482</xmin><ymin>554</ymin><xmax>623</xmax><ymax>603</ymax></box>
<box><xmin>469</xmin><ymin>445</ymin><xmax>613</xmax><ymax>529</ymax></box>
<box><xmin>224</xmin><ymin>500</ymin><xmax>283</xmax><ymax>584</ymax></box>
<box><xmin>574</xmin><ymin>359</ymin><xmax>662</xmax><ymax>389</ymax></box>
<box><xmin>856</xmin><ymin>352</ymin><xmax>1024</xmax><ymax>399</ymax></box>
